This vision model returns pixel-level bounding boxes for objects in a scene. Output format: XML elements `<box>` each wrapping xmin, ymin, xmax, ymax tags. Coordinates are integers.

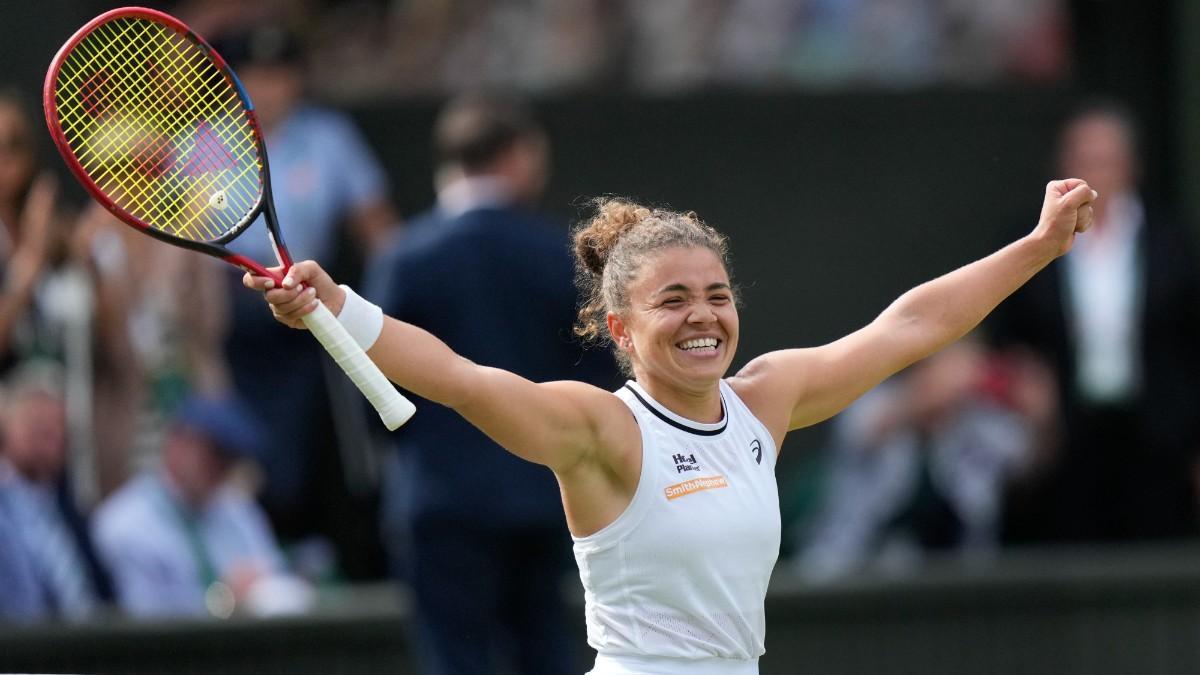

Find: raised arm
<box><xmin>733</xmin><ymin>179</ymin><xmax>1096</xmax><ymax>442</ymax></box>
<box><xmin>244</xmin><ymin>262</ymin><xmax>629</xmax><ymax>474</ymax></box>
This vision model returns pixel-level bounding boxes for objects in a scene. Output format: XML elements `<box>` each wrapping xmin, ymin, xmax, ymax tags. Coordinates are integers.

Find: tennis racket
<box><xmin>43</xmin><ymin>7</ymin><xmax>415</xmax><ymax>430</ymax></box>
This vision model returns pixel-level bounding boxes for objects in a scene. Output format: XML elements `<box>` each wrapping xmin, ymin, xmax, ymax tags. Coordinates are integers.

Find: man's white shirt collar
<box><xmin>436</xmin><ymin>176</ymin><xmax>513</xmax><ymax>219</ymax></box>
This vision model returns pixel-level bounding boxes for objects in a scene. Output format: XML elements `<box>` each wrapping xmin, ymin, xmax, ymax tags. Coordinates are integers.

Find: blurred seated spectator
<box><xmin>0</xmin><ymin>359</ymin><xmax>112</xmax><ymax>621</ymax></box>
<box><xmin>0</xmin><ymin>481</ymin><xmax>46</xmax><ymax>620</ymax></box>
<box><xmin>92</xmin><ymin>393</ymin><xmax>313</xmax><ymax>619</ymax></box>
<box><xmin>795</xmin><ymin>339</ymin><xmax>1057</xmax><ymax>581</ymax></box>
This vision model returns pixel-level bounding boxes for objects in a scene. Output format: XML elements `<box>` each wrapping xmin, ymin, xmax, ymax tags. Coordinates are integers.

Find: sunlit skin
<box><xmin>608</xmin><ymin>246</ymin><xmax>738</xmax><ymax>423</ymax></box>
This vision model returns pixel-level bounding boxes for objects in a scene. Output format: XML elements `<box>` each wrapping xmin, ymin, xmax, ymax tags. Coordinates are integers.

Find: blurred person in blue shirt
<box><xmin>92</xmin><ymin>392</ymin><xmax>311</xmax><ymax>618</ymax></box>
<box><xmin>0</xmin><ymin>360</ymin><xmax>112</xmax><ymax>621</ymax></box>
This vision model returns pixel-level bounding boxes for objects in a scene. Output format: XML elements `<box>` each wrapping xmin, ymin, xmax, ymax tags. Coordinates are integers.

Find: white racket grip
<box><xmin>302</xmin><ymin>300</ymin><xmax>415</xmax><ymax>430</ymax></box>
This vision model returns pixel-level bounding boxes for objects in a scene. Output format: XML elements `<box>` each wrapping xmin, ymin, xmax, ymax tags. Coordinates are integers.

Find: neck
<box><xmin>634</xmin><ymin>373</ymin><xmax>724</xmax><ymax>423</ymax></box>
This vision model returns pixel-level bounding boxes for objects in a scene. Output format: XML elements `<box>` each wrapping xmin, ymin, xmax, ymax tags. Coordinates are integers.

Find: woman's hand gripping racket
<box><xmin>43</xmin><ymin>7</ymin><xmax>415</xmax><ymax>430</ymax></box>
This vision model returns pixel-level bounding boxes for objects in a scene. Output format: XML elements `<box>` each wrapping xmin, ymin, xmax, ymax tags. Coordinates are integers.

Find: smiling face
<box><xmin>608</xmin><ymin>246</ymin><xmax>739</xmax><ymax>400</ymax></box>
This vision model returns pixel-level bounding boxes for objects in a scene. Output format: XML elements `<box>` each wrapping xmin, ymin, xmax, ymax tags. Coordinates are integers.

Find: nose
<box><xmin>688</xmin><ymin>302</ymin><xmax>717</xmax><ymax>324</ymax></box>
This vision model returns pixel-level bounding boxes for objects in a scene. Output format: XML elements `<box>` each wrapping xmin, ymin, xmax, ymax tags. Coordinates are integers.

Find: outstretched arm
<box><xmin>244</xmin><ymin>263</ymin><xmax>628</xmax><ymax>474</ymax></box>
<box><xmin>733</xmin><ymin>179</ymin><xmax>1096</xmax><ymax>441</ymax></box>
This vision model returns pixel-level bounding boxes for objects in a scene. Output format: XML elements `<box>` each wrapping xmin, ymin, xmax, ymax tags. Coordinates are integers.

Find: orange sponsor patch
<box><xmin>664</xmin><ymin>475</ymin><xmax>728</xmax><ymax>500</ymax></box>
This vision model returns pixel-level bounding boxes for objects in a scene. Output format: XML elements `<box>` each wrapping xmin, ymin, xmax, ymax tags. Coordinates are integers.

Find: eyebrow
<box><xmin>653</xmin><ymin>282</ymin><xmax>732</xmax><ymax>295</ymax></box>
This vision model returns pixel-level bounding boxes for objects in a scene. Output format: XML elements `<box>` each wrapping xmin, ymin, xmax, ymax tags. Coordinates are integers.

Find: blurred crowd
<box><xmin>2</xmin><ymin>3</ymin><xmax>1198</xmax><ymax>673</ymax></box>
<box><xmin>170</xmin><ymin>0</ymin><xmax>1071</xmax><ymax>101</ymax></box>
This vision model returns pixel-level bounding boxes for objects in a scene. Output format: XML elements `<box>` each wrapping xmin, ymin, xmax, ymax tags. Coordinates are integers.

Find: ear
<box><xmin>606</xmin><ymin>311</ymin><xmax>634</xmax><ymax>354</ymax></box>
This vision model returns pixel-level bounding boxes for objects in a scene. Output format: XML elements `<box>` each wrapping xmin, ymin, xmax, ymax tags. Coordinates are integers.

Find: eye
<box><xmin>709</xmin><ymin>294</ymin><xmax>731</xmax><ymax>304</ymax></box>
<box><xmin>662</xmin><ymin>297</ymin><xmax>685</xmax><ymax>306</ymax></box>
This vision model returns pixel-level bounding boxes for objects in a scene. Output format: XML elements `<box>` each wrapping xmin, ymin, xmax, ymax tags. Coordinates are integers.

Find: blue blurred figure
<box><xmin>92</xmin><ymin>392</ymin><xmax>311</xmax><ymax>618</ymax></box>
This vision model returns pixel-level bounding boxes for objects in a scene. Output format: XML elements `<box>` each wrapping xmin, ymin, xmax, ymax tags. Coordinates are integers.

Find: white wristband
<box><xmin>336</xmin><ymin>285</ymin><xmax>384</xmax><ymax>351</ymax></box>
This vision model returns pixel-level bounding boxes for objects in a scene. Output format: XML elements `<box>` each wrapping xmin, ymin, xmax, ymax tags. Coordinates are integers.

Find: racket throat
<box><xmin>224</xmin><ymin>253</ymin><xmax>282</xmax><ymax>284</ymax></box>
<box><xmin>268</xmin><ymin>229</ymin><xmax>292</xmax><ymax>269</ymax></box>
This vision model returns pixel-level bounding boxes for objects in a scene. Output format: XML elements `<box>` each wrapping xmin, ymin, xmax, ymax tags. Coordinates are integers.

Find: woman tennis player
<box><xmin>248</xmin><ymin>178</ymin><xmax>1096</xmax><ymax>674</ymax></box>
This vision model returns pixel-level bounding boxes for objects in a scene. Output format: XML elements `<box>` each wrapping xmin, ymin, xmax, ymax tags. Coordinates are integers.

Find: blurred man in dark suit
<box><xmin>365</xmin><ymin>92</ymin><xmax>617</xmax><ymax>675</ymax></box>
<box><xmin>991</xmin><ymin>99</ymin><xmax>1200</xmax><ymax>542</ymax></box>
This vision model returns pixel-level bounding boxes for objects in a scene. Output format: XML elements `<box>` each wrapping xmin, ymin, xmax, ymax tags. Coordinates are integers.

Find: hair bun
<box><xmin>573</xmin><ymin>198</ymin><xmax>649</xmax><ymax>278</ymax></box>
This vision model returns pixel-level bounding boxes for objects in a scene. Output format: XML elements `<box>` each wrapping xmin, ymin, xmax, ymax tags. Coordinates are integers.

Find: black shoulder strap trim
<box><xmin>622</xmin><ymin>385</ymin><xmax>728</xmax><ymax>437</ymax></box>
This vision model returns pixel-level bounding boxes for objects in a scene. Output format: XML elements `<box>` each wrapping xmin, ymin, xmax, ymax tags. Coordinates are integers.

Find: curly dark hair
<box><xmin>571</xmin><ymin>197</ymin><xmax>732</xmax><ymax>375</ymax></box>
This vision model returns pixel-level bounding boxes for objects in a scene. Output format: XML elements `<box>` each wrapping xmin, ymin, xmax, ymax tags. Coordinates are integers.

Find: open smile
<box><xmin>676</xmin><ymin>337</ymin><xmax>722</xmax><ymax>354</ymax></box>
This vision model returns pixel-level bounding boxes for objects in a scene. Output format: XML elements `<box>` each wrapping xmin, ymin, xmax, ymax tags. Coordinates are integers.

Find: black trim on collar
<box><xmin>622</xmin><ymin>384</ymin><xmax>728</xmax><ymax>437</ymax></box>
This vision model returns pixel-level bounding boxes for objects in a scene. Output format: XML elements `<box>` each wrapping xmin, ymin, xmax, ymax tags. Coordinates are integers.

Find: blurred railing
<box><xmin>0</xmin><ymin>587</ymin><xmax>413</xmax><ymax>675</ymax></box>
<box><xmin>762</xmin><ymin>544</ymin><xmax>1200</xmax><ymax>675</ymax></box>
<box><xmin>5</xmin><ymin>545</ymin><xmax>1200</xmax><ymax>674</ymax></box>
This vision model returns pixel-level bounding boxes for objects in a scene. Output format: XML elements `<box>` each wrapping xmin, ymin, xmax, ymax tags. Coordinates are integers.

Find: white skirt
<box><xmin>587</xmin><ymin>653</ymin><xmax>759</xmax><ymax>675</ymax></box>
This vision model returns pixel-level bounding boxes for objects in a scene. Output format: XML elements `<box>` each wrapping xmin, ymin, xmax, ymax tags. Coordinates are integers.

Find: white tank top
<box><xmin>573</xmin><ymin>380</ymin><xmax>780</xmax><ymax>674</ymax></box>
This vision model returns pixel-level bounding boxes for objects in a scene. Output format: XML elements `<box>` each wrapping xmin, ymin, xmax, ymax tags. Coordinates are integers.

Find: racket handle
<box><xmin>302</xmin><ymin>300</ymin><xmax>415</xmax><ymax>430</ymax></box>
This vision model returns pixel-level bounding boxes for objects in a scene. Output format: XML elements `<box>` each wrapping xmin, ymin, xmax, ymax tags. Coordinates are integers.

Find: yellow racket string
<box><xmin>53</xmin><ymin>16</ymin><xmax>262</xmax><ymax>242</ymax></box>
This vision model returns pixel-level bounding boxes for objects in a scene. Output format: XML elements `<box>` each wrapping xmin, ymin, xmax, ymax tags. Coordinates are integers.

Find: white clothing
<box><xmin>589</xmin><ymin>653</ymin><xmax>759</xmax><ymax>675</ymax></box>
<box><xmin>1064</xmin><ymin>191</ymin><xmax>1144</xmax><ymax>404</ymax></box>
<box><xmin>574</xmin><ymin>380</ymin><xmax>780</xmax><ymax>674</ymax></box>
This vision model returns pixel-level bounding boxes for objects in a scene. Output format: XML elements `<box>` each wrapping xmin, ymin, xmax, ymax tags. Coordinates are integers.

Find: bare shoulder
<box><xmin>540</xmin><ymin>379</ymin><xmax>640</xmax><ymax>464</ymax></box>
<box><xmin>728</xmin><ymin>350</ymin><xmax>820</xmax><ymax>447</ymax></box>
<box><xmin>539</xmin><ymin>379</ymin><xmax>629</xmax><ymax>418</ymax></box>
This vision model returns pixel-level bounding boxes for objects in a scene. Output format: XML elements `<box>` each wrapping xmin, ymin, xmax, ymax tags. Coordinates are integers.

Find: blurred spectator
<box><xmin>200</xmin><ymin>20</ymin><xmax>401</xmax><ymax>576</ymax></box>
<box><xmin>625</xmin><ymin>0</ymin><xmax>727</xmax><ymax>91</ymax></box>
<box><xmin>310</xmin><ymin>0</ymin><xmax>624</xmax><ymax>99</ymax></box>
<box><xmin>293</xmin><ymin>0</ymin><xmax>1070</xmax><ymax>102</ymax></box>
<box><xmin>91</xmin><ymin>393</ymin><xmax>312</xmax><ymax>619</ymax></box>
<box><xmin>69</xmin><ymin>154</ymin><xmax>234</xmax><ymax>477</ymax></box>
<box><xmin>0</xmin><ymin>360</ymin><xmax>113</xmax><ymax>621</ymax></box>
<box><xmin>796</xmin><ymin>339</ymin><xmax>1056</xmax><ymax>580</ymax></box>
<box><xmin>990</xmin><ymin>99</ymin><xmax>1200</xmax><ymax>542</ymax></box>
<box><xmin>365</xmin><ymin>91</ymin><xmax>617</xmax><ymax>675</ymax></box>
<box><xmin>0</xmin><ymin>93</ymin><xmax>56</xmax><ymax>373</ymax></box>
<box><xmin>0</xmin><ymin>482</ymin><xmax>46</xmax><ymax>620</ymax></box>
<box><xmin>0</xmin><ymin>90</ymin><xmax>139</xmax><ymax>503</ymax></box>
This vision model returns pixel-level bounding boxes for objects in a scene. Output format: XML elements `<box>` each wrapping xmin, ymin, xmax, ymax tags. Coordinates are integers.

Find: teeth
<box><xmin>679</xmin><ymin>337</ymin><xmax>719</xmax><ymax>350</ymax></box>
